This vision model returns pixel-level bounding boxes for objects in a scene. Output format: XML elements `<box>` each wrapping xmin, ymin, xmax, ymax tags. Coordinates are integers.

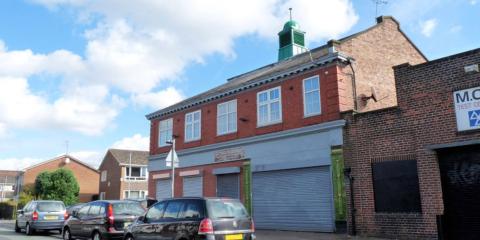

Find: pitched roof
<box><xmin>108</xmin><ymin>149</ymin><xmax>149</xmax><ymax>165</ymax></box>
<box><xmin>23</xmin><ymin>155</ymin><xmax>98</xmax><ymax>172</ymax></box>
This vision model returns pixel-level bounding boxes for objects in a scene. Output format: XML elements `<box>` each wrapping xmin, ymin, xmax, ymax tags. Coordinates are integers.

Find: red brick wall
<box><xmin>98</xmin><ymin>152</ymin><xmax>122</xmax><ymax>200</ymax></box>
<box><xmin>150</xmin><ymin>65</ymin><xmax>341</xmax><ymax>155</ymax></box>
<box><xmin>342</xmin><ymin>49</ymin><xmax>480</xmax><ymax>239</ymax></box>
<box><xmin>148</xmin><ymin>160</ymin><xmax>247</xmax><ymax>202</ymax></box>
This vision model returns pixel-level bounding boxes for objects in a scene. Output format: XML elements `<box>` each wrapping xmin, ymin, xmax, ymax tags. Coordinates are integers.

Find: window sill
<box><xmin>216</xmin><ymin>131</ymin><xmax>237</xmax><ymax>137</ymax></box>
<box><xmin>184</xmin><ymin>138</ymin><xmax>201</xmax><ymax>143</ymax></box>
<box><xmin>257</xmin><ymin>121</ymin><xmax>282</xmax><ymax>128</ymax></box>
<box><xmin>303</xmin><ymin>112</ymin><xmax>322</xmax><ymax>119</ymax></box>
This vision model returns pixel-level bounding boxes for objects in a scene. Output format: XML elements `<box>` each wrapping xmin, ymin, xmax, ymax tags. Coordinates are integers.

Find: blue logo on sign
<box><xmin>468</xmin><ymin>109</ymin><xmax>480</xmax><ymax>127</ymax></box>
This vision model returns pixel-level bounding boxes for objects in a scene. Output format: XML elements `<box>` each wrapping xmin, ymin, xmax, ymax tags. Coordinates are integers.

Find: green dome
<box><xmin>283</xmin><ymin>20</ymin><xmax>299</xmax><ymax>31</ymax></box>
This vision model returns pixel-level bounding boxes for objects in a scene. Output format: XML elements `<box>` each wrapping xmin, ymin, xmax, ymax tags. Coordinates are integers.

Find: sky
<box><xmin>0</xmin><ymin>0</ymin><xmax>478</xmax><ymax>170</ymax></box>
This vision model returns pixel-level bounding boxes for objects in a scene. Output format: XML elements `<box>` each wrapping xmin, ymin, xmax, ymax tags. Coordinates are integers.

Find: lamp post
<box><xmin>166</xmin><ymin>139</ymin><xmax>176</xmax><ymax>198</ymax></box>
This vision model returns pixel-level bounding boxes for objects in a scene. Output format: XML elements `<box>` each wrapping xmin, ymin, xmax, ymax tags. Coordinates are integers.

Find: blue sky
<box><xmin>0</xmin><ymin>0</ymin><xmax>478</xmax><ymax>170</ymax></box>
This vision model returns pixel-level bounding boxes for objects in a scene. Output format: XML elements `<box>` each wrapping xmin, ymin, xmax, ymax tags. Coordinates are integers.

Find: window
<box><xmin>125</xmin><ymin>166</ymin><xmax>148</xmax><ymax>181</ymax></box>
<box><xmin>146</xmin><ymin>202</ymin><xmax>165</xmax><ymax>222</ymax></box>
<box><xmin>303</xmin><ymin>75</ymin><xmax>321</xmax><ymax>116</ymax></box>
<box><xmin>217</xmin><ymin>100</ymin><xmax>237</xmax><ymax>135</ymax></box>
<box><xmin>124</xmin><ymin>190</ymin><xmax>147</xmax><ymax>199</ymax></box>
<box><xmin>257</xmin><ymin>87</ymin><xmax>282</xmax><ymax>126</ymax></box>
<box><xmin>163</xmin><ymin>201</ymin><xmax>184</xmax><ymax>219</ymax></box>
<box><xmin>99</xmin><ymin>192</ymin><xmax>105</xmax><ymax>200</ymax></box>
<box><xmin>101</xmin><ymin>170</ymin><xmax>107</xmax><ymax>182</ymax></box>
<box><xmin>158</xmin><ymin>118</ymin><xmax>173</xmax><ymax>147</ymax></box>
<box><xmin>88</xmin><ymin>204</ymin><xmax>101</xmax><ymax>216</ymax></box>
<box><xmin>372</xmin><ymin>159</ymin><xmax>422</xmax><ymax>213</ymax></box>
<box><xmin>78</xmin><ymin>205</ymin><xmax>90</xmax><ymax>218</ymax></box>
<box><xmin>185</xmin><ymin>110</ymin><xmax>201</xmax><ymax>142</ymax></box>
<box><xmin>182</xmin><ymin>200</ymin><xmax>204</xmax><ymax>219</ymax></box>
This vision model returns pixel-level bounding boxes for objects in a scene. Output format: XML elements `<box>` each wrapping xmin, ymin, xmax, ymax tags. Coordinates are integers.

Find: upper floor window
<box><xmin>303</xmin><ymin>75</ymin><xmax>321</xmax><ymax>116</ymax></box>
<box><xmin>217</xmin><ymin>100</ymin><xmax>237</xmax><ymax>135</ymax></box>
<box><xmin>185</xmin><ymin>110</ymin><xmax>201</xmax><ymax>142</ymax></box>
<box><xmin>125</xmin><ymin>166</ymin><xmax>148</xmax><ymax>181</ymax></box>
<box><xmin>101</xmin><ymin>170</ymin><xmax>107</xmax><ymax>182</ymax></box>
<box><xmin>158</xmin><ymin>118</ymin><xmax>173</xmax><ymax>147</ymax></box>
<box><xmin>257</xmin><ymin>87</ymin><xmax>282</xmax><ymax>126</ymax></box>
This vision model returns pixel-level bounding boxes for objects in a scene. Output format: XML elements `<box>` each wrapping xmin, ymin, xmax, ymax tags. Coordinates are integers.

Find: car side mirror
<box><xmin>137</xmin><ymin>215</ymin><xmax>145</xmax><ymax>223</ymax></box>
<box><xmin>17</xmin><ymin>210</ymin><xmax>24</xmax><ymax>215</ymax></box>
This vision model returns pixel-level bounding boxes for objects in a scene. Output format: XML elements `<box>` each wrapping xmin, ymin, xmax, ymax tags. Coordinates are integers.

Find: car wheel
<box><xmin>14</xmin><ymin>221</ymin><xmax>20</xmax><ymax>233</ymax></box>
<box><xmin>92</xmin><ymin>231</ymin><xmax>102</xmax><ymax>240</ymax></box>
<box><xmin>63</xmin><ymin>228</ymin><xmax>72</xmax><ymax>240</ymax></box>
<box><xmin>124</xmin><ymin>235</ymin><xmax>135</xmax><ymax>240</ymax></box>
<box><xmin>25</xmin><ymin>223</ymin><xmax>34</xmax><ymax>235</ymax></box>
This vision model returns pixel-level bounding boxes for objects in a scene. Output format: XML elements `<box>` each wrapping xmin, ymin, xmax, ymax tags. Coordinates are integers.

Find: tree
<box><xmin>34</xmin><ymin>168</ymin><xmax>80</xmax><ymax>205</ymax></box>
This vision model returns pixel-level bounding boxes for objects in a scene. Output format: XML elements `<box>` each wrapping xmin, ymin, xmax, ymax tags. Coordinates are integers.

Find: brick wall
<box><xmin>98</xmin><ymin>152</ymin><xmax>122</xmax><ymax>200</ymax></box>
<box><xmin>343</xmin><ymin>49</ymin><xmax>480</xmax><ymax>239</ymax></box>
<box><xmin>23</xmin><ymin>156</ymin><xmax>99</xmax><ymax>203</ymax></box>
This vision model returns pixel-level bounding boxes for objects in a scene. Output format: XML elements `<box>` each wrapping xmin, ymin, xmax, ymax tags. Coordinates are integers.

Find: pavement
<box><xmin>0</xmin><ymin>220</ymin><xmax>391</xmax><ymax>240</ymax></box>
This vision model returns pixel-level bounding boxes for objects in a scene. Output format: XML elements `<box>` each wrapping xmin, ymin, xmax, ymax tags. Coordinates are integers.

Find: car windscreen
<box><xmin>207</xmin><ymin>200</ymin><xmax>249</xmax><ymax>219</ymax></box>
<box><xmin>36</xmin><ymin>202</ymin><xmax>65</xmax><ymax>212</ymax></box>
<box><xmin>112</xmin><ymin>202</ymin><xmax>145</xmax><ymax>216</ymax></box>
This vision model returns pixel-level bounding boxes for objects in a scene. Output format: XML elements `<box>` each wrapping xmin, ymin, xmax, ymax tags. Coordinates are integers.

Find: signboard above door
<box><xmin>454</xmin><ymin>86</ymin><xmax>480</xmax><ymax>131</ymax></box>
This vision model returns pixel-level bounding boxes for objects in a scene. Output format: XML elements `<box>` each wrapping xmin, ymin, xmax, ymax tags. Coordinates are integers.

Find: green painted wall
<box><xmin>332</xmin><ymin>148</ymin><xmax>346</xmax><ymax>221</ymax></box>
<box><xmin>242</xmin><ymin>163</ymin><xmax>252</xmax><ymax>215</ymax></box>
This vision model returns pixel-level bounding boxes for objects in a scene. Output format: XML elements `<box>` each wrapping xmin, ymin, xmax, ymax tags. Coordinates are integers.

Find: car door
<box><xmin>17</xmin><ymin>202</ymin><xmax>31</xmax><ymax>228</ymax></box>
<box><xmin>177</xmin><ymin>200</ymin><xmax>204</xmax><ymax>239</ymax></box>
<box><xmin>132</xmin><ymin>201</ymin><xmax>166</xmax><ymax>240</ymax></box>
<box><xmin>83</xmin><ymin>202</ymin><xmax>101</xmax><ymax>236</ymax></box>
<box><xmin>160</xmin><ymin>200</ymin><xmax>185</xmax><ymax>240</ymax></box>
<box><xmin>71</xmin><ymin>204</ymin><xmax>90</xmax><ymax>237</ymax></box>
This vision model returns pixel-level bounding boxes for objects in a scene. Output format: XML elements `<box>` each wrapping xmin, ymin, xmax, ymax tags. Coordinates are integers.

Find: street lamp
<box><xmin>166</xmin><ymin>139</ymin><xmax>176</xmax><ymax>198</ymax></box>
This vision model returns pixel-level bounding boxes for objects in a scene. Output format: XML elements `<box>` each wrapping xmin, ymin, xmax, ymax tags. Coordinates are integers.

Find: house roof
<box><xmin>23</xmin><ymin>155</ymin><xmax>98</xmax><ymax>173</ymax></box>
<box><xmin>108</xmin><ymin>149</ymin><xmax>149</xmax><ymax>166</ymax></box>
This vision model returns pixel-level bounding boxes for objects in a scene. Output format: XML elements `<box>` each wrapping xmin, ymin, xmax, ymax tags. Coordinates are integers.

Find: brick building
<box><xmin>146</xmin><ymin>16</ymin><xmax>425</xmax><ymax>232</ymax></box>
<box><xmin>0</xmin><ymin>170</ymin><xmax>21</xmax><ymax>202</ymax></box>
<box><xmin>98</xmin><ymin>149</ymin><xmax>149</xmax><ymax>200</ymax></box>
<box><xmin>343</xmin><ymin>48</ymin><xmax>480</xmax><ymax>239</ymax></box>
<box><xmin>20</xmin><ymin>155</ymin><xmax>99</xmax><ymax>203</ymax></box>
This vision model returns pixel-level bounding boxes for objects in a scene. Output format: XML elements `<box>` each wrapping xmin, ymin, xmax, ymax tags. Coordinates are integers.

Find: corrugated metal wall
<box><xmin>252</xmin><ymin>166</ymin><xmax>334</xmax><ymax>232</ymax></box>
<box><xmin>155</xmin><ymin>179</ymin><xmax>171</xmax><ymax>200</ymax></box>
<box><xmin>216</xmin><ymin>174</ymin><xmax>240</xmax><ymax>199</ymax></box>
<box><xmin>183</xmin><ymin>176</ymin><xmax>203</xmax><ymax>197</ymax></box>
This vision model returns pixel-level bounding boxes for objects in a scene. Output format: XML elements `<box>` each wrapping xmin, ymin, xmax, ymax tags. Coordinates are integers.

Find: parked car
<box><xmin>15</xmin><ymin>200</ymin><xmax>67</xmax><ymax>235</ymax></box>
<box><xmin>124</xmin><ymin>197</ymin><xmax>255</xmax><ymax>240</ymax></box>
<box><xmin>125</xmin><ymin>198</ymin><xmax>158</xmax><ymax>209</ymax></box>
<box><xmin>62</xmin><ymin>200</ymin><xmax>145</xmax><ymax>240</ymax></box>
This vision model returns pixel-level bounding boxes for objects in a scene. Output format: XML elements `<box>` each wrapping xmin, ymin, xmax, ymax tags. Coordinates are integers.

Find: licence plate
<box><xmin>225</xmin><ymin>234</ymin><xmax>243</xmax><ymax>240</ymax></box>
<box><xmin>44</xmin><ymin>216</ymin><xmax>58</xmax><ymax>220</ymax></box>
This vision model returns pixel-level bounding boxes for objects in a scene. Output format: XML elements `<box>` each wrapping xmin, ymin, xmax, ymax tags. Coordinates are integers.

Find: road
<box><xmin>0</xmin><ymin>221</ymin><xmax>61</xmax><ymax>240</ymax></box>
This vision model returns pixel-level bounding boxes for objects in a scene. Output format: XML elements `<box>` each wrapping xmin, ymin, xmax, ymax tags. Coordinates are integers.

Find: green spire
<box><xmin>278</xmin><ymin>8</ymin><xmax>307</xmax><ymax>61</ymax></box>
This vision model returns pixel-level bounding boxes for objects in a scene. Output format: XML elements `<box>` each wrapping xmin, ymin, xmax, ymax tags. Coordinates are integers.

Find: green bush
<box><xmin>34</xmin><ymin>168</ymin><xmax>80</xmax><ymax>205</ymax></box>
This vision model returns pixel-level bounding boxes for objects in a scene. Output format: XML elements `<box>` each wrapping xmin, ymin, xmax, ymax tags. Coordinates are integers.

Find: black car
<box><xmin>124</xmin><ymin>197</ymin><xmax>255</xmax><ymax>240</ymax></box>
<box><xmin>63</xmin><ymin>200</ymin><xmax>145</xmax><ymax>240</ymax></box>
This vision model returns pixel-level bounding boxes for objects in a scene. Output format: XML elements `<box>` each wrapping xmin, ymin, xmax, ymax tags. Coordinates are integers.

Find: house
<box><xmin>0</xmin><ymin>170</ymin><xmax>21</xmax><ymax>202</ymax></box>
<box><xmin>20</xmin><ymin>155</ymin><xmax>99</xmax><ymax>203</ymax></box>
<box><xmin>343</xmin><ymin>48</ymin><xmax>480</xmax><ymax>239</ymax></box>
<box><xmin>145</xmin><ymin>16</ymin><xmax>426</xmax><ymax>232</ymax></box>
<box><xmin>98</xmin><ymin>149</ymin><xmax>149</xmax><ymax>200</ymax></box>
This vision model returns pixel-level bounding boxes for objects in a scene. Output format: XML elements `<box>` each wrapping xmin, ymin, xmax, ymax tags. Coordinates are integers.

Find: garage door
<box><xmin>217</xmin><ymin>174</ymin><xmax>240</xmax><ymax>199</ymax></box>
<box><xmin>252</xmin><ymin>166</ymin><xmax>334</xmax><ymax>232</ymax></box>
<box><xmin>183</xmin><ymin>176</ymin><xmax>203</xmax><ymax>197</ymax></box>
<box><xmin>438</xmin><ymin>145</ymin><xmax>480</xmax><ymax>239</ymax></box>
<box><xmin>156</xmin><ymin>179</ymin><xmax>172</xmax><ymax>200</ymax></box>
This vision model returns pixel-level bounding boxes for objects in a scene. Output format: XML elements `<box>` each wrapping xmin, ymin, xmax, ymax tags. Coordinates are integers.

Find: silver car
<box><xmin>15</xmin><ymin>200</ymin><xmax>67</xmax><ymax>235</ymax></box>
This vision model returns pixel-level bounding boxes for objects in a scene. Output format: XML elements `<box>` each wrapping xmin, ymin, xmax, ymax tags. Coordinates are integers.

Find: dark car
<box><xmin>66</xmin><ymin>203</ymin><xmax>85</xmax><ymax>219</ymax></box>
<box><xmin>15</xmin><ymin>200</ymin><xmax>67</xmax><ymax>235</ymax></box>
<box><xmin>125</xmin><ymin>198</ymin><xmax>158</xmax><ymax>209</ymax></box>
<box><xmin>63</xmin><ymin>200</ymin><xmax>145</xmax><ymax>240</ymax></box>
<box><xmin>124</xmin><ymin>197</ymin><xmax>255</xmax><ymax>240</ymax></box>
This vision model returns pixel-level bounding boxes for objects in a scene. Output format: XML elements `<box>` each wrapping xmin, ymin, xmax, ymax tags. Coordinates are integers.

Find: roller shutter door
<box><xmin>156</xmin><ymin>179</ymin><xmax>171</xmax><ymax>200</ymax></box>
<box><xmin>183</xmin><ymin>176</ymin><xmax>203</xmax><ymax>197</ymax></box>
<box><xmin>217</xmin><ymin>174</ymin><xmax>240</xmax><ymax>199</ymax></box>
<box><xmin>252</xmin><ymin>166</ymin><xmax>334</xmax><ymax>232</ymax></box>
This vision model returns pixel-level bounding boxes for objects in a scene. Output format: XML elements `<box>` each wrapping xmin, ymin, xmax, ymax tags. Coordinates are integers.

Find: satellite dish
<box><xmin>65</xmin><ymin>157</ymin><xmax>70</xmax><ymax>164</ymax></box>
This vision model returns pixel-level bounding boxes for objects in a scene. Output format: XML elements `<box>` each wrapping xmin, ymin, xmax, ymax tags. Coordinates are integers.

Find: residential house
<box><xmin>20</xmin><ymin>155</ymin><xmax>99</xmax><ymax>203</ymax></box>
<box><xmin>98</xmin><ymin>149</ymin><xmax>149</xmax><ymax>200</ymax></box>
<box><xmin>146</xmin><ymin>16</ymin><xmax>426</xmax><ymax>232</ymax></box>
<box><xmin>0</xmin><ymin>170</ymin><xmax>21</xmax><ymax>202</ymax></box>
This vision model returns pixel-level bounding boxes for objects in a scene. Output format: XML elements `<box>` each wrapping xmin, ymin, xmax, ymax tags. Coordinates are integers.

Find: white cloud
<box><xmin>111</xmin><ymin>133</ymin><xmax>149</xmax><ymax>151</ymax></box>
<box><xmin>449</xmin><ymin>25</ymin><xmax>463</xmax><ymax>33</ymax></box>
<box><xmin>470</xmin><ymin>0</ymin><xmax>477</xmax><ymax>5</ymax></box>
<box><xmin>69</xmin><ymin>151</ymin><xmax>103</xmax><ymax>168</ymax></box>
<box><xmin>132</xmin><ymin>87</ymin><xmax>184</xmax><ymax>109</ymax></box>
<box><xmin>0</xmin><ymin>157</ymin><xmax>44</xmax><ymax>171</ymax></box>
<box><xmin>420</xmin><ymin>18</ymin><xmax>438</xmax><ymax>37</ymax></box>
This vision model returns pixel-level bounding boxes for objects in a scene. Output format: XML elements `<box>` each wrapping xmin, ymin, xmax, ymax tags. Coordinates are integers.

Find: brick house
<box><xmin>98</xmin><ymin>149</ymin><xmax>149</xmax><ymax>200</ymax></box>
<box><xmin>146</xmin><ymin>16</ymin><xmax>426</xmax><ymax>232</ymax></box>
<box><xmin>342</xmin><ymin>48</ymin><xmax>480</xmax><ymax>239</ymax></box>
<box><xmin>0</xmin><ymin>170</ymin><xmax>21</xmax><ymax>202</ymax></box>
<box><xmin>20</xmin><ymin>155</ymin><xmax>99</xmax><ymax>203</ymax></box>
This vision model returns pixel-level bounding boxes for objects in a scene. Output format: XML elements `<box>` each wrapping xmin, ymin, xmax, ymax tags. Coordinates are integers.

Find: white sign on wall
<box><xmin>454</xmin><ymin>86</ymin><xmax>480</xmax><ymax>131</ymax></box>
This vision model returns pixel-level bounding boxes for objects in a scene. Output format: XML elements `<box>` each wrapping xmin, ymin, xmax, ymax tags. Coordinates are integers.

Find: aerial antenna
<box><xmin>65</xmin><ymin>140</ymin><xmax>69</xmax><ymax>155</ymax></box>
<box><xmin>372</xmin><ymin>0</ymin><xmax>388</xmax><ymax>18</ymax></box>
<box><xmin>289</xmin><ymin>7</ymin><xmax>292</xmax><ymax>21</ymax></box>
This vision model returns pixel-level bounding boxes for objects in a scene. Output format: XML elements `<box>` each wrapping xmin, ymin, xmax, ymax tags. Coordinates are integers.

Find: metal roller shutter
<box><xmin>183</xmin><ymin>176</ymin><xmax>203</xmax><ymax>197</ymax></box>
<box><xmin>156</xmin><ymin>179</ymin><xmax>171</xmax><ymax>200</ymax></box>
<box><xmin>252</xmin><ymin>166</ymin><xmax>334</xmax><ymax>232</ymax></box>
<box><xmin>217</xmin><ymin>174</ymin><xmax>240</xmax><ymax>199</ymax></box>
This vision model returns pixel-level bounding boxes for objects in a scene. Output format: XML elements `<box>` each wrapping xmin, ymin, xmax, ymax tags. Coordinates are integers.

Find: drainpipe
<box><xmin>344</xmin><ymin>167</ymin><xmax>356</xmax><ymax>236</ymax></box>
<box><xmin>346</xmin><ymin>58</ymin><xmax>358</xmax><ymax>113</ymax></box>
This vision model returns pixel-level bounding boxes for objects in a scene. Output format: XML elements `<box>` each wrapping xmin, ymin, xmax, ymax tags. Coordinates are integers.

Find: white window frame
<box><xmin>125</xmin><ymin>166</ymin><xmax>148</xmax><ymax>181</ymax></box>
<box><xmin>158</xmin><ymin>118</ymin><xmax>173</xmax><ymax>147</ymax></box>
<box><xmin>217</xmin><ymin>99</ymin><xmax>237</xmax><ymax>135</ymax></box>
<box><xmin>303</xmin><ymin>75</ymin><xmax>322</xmax><ymax>117</ymax></box>
<box><xmin>185</xmin><ymin>110</ymin><xmax>202</xmax><ymax>142</ymax></box>
<box><xmin>123</xmin><ymin>190</ymin><xmax>147</xmax><ymax>199</ymax></box>
<box><xmin>257</xmin><ymin>86</ymin><xmax>283</xmax><ymax>127</ymax></box>
<box><xmin>101</xmin><ymin>170</ymin><xmax>107</xmax><ymax>182</ymax></box>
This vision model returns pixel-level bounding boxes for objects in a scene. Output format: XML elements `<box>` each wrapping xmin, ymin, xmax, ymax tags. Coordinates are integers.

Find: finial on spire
<box><xmin>289</xmin><ymin>8</ymin><xmax>292</xmax><ymax>21</ymax></box>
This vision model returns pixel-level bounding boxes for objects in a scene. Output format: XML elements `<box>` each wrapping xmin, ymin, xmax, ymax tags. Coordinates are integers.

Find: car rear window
<box><xmin>36</xmin><ymin>202</ymin><xmax>65</xmax><ymax>212</ymax></box>
<box><xmin>207</xmin><ymin>200</ymin><xmax>249</xmax><ymax>219</ymax></box>
<box><xmin>112</xmin><ymin>202</ymin><xmax>145</xmax><ymax>216</ymax></box>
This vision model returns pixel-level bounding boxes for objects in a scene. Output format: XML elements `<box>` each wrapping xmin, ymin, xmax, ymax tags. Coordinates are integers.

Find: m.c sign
<box><xmin>454</xmin><ymin>86</ymin><xmax>480</xmax><ymax>131</ymax></box>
